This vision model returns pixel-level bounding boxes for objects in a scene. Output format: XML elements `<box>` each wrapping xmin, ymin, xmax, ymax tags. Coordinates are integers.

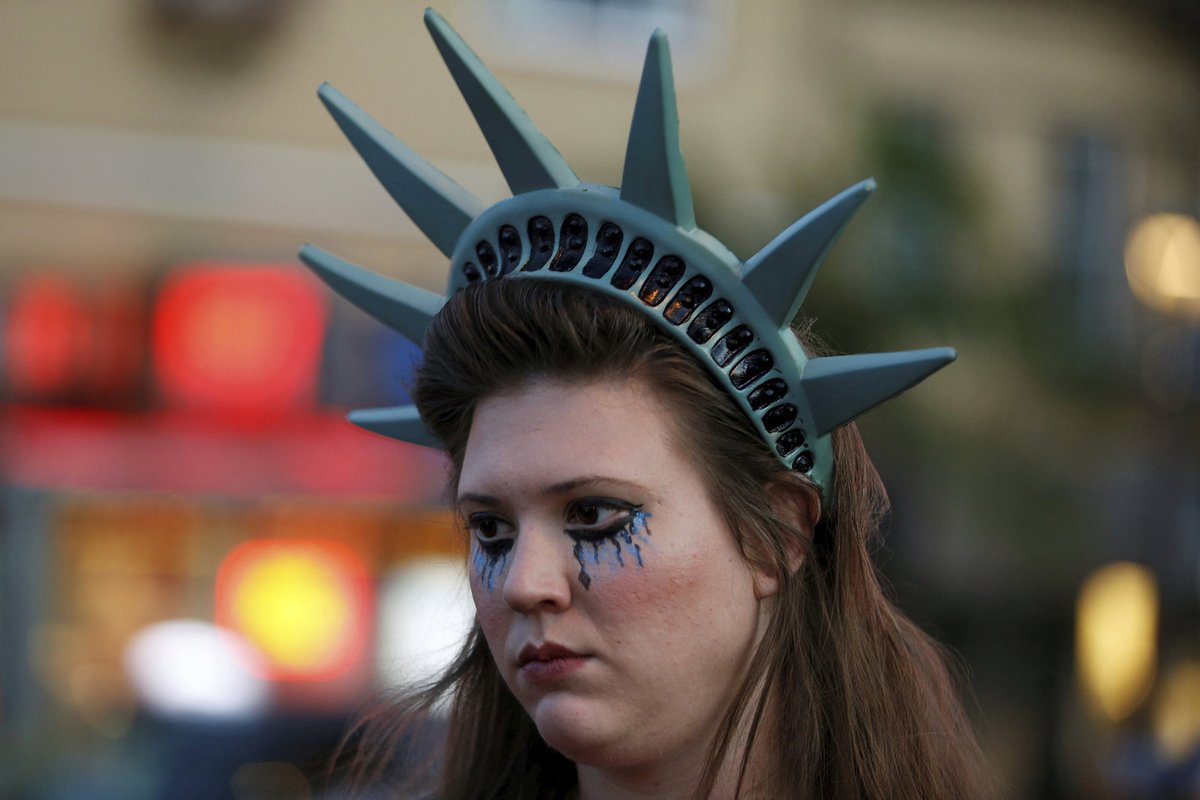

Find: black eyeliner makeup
<box><xmin>468</xmin><ymin>502</ymin><xmax>652</xmax><ymax>592</ymax></box>
<box><xmin>470</xmin><ymin>511</ymin><xmax>514</xmax><ymax>592</ymax></box>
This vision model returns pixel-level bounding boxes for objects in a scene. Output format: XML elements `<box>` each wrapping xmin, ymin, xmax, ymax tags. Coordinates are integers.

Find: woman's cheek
<box><xmin>471</xmin><ymin>584</ymin><xmax>510</xmax><ymax>651</ymax></box>
<box><xmin>586</xmin><ymin>555</ymin><xmax>684</xmax><ymax>629</ymax></box>
<box><xmin>614</xmin><ymin>547</ymin><xmax>730</xmax><ymax>637</ymax></box>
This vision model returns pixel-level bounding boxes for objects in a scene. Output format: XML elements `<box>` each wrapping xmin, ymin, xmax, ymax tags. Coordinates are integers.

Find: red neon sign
<box><xmin>4</xmin><ymin>274</ymin><xmax>87</xmax><ymax>399</ymax></box>
<box><xmin>153</xmin><ymin>264</ymin><xmax>326</xmax><ymax>418</ymax></box>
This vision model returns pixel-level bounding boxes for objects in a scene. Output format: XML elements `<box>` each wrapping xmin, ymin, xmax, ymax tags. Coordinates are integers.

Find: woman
<box><xmin>303</xmin><ymin>10</ymin><xmax>992</xmax><ymax>798</ymax></box>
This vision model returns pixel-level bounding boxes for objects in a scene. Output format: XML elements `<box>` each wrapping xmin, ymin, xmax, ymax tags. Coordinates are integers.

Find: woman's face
<box><xmin>457</xmin><ymin>377</ymin><xmax>775</xmax><ymax>773</ymax></box>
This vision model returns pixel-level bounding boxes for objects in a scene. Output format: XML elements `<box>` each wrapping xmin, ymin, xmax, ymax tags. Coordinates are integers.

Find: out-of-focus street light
<box><xmin>1076</xmin><ymin>561</ymin><xmax>1159</xmax><ymax>722</ymax></box>
<box><xmin>1125</xmin><ymin>213</ymin><xmax>1200</xmax><ymax>319</ymax></box>
<box><xmin>215</xmin><ymin>539</ymin><xmax>370</xmax><ymax>682</ymax></box>
<box><xmin>1152</xmin><ymin>659</ymin><xmax>1200</xmax><ymax>762</ymax></box>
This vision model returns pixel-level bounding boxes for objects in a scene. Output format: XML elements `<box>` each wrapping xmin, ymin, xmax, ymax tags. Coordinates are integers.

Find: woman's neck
<box><xmin>575</xmin><ymin>749</ymin><xmax>707</xmax><ymax>800</ymax></box>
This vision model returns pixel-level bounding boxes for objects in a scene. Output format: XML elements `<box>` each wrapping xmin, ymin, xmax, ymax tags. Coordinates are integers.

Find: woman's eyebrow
<box><xmin>456</xmin><ymin>492</ymin><xmax>501</xmax><ymax>509</ymax></box>
<box><xmin>540</xmin><ymin>475</ymin><xmax>646</xmax><ymax>498</ymax></box>
<box><xmin>456</xmin><ymin>477</ymin><xmax>648</xmax><ymax>508</ymax></box>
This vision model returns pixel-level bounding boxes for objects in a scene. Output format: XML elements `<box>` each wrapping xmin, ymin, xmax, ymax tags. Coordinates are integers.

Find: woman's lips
<box><xmin>517</xmin><ymin>642</ymin><xmax>589</xmax><ymax>683</ymax></box>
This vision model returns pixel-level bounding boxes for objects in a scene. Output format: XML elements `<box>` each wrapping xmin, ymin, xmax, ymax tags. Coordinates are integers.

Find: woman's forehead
<box><xmin>458</xmin><ymin>377</ymin><xmax>681</xmax><ymax>498</ymax></box>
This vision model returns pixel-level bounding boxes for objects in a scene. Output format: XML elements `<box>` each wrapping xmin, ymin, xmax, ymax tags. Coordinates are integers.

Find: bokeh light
<box><xmin>1152</xmin><ymin>659</ymin><xmax>1200</xmax><ymax>762</ymax></box>
<box><xmin>376</xmin><ymin>557</ymin><xmax>475</xmax><ymax>690</ymax></box>
<box><xmin>152</xmin><ymin>264</ymin><xmax>326</xmax><ymax>418</ymax></box>
<box><xmin>124</xmin><ymin>619</ymin><xmax>271</xmax><ymax>720</ymax></box>
<box><xmin>1076</xmin><ymin>562</ymin><xmax>1159</xmax><ymax>722</ymax></box>
<box><xmin>3</xmin><ymin>274</ymin><xmax>86</xmax><ymax>398</ymax></box>
<box><xmin>1125</xmin><ymin>213</ymin><xmax>1200</xmax><ymax>318</ymax></box>
<box><xmin>215</xmin><ymin>539</ymin><xmax>371</xmax><ymax>681</ymax></box>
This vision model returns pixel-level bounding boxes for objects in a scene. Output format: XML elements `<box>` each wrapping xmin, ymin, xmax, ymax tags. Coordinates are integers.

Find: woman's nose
<box><xmin>501</xmin><ymin>524</ymin><xmax>573</xmax><ymax>613</ymax></box>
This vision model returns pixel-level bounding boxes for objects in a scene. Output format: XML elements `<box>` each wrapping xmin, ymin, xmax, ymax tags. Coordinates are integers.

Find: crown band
<box><xmin>446</xmin><ymin>185</ymin><xmax>823</xmax><ymax>473</ymax></box>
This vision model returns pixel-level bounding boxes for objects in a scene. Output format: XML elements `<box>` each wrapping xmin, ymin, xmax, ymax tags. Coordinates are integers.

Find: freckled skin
<box><xmin>459</xmin><ymin>378</ymin><xmax>772</xmax><ymax>789</ymax></box>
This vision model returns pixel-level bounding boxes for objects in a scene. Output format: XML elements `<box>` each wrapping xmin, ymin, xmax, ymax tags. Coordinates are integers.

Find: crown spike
<box><xmin>620</xmin><ymin>30</ymin><xmax>696</xmax><ymax>230</ymax></box>
<box><xmin>801</xmin><ymin>348</ymin><xmax>956</xmax><ymax>436</ymax></box>
<box><xmin>741</xmin><ymin>179</ymin><xmax>876</xmax><ymax>329</ymax></box>
<box><xmin>425</xmin><ymin>9</ymin><xmax>579</xmax><ymax>194</ymax></box>
<box><xmin>348</xmin><ymin>405</ymin><xmax>442</xmax><ymax>449</ymax></box>
<box><xmin>318</xmin><ymin>83</ymin><xmax>485</xmax><ymax>257</ymax></box>
<box><xmin>299</xmin><ymin>244</ymin><xmax>445</xmax><ymax>345</ymax></box>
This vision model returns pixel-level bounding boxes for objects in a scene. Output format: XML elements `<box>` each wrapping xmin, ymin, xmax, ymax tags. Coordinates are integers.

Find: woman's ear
<box><xmin>752</xmin><ymin>480</ymin><xmax>821</xmax><ymax>600</ymax></box>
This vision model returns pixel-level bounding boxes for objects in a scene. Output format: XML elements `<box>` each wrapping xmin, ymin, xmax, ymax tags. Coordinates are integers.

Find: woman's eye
<box><xmin>468</xmin><ymin>513</ymin><xmax>512</xmax><ymax>541</ymax></box>
<box><xmin>575</xmin><ymin>503</ymin><xmax>600</xmax><ymax>525</ymax></box>
<box><xmin>566</xmin><ymin>499</ymin><xmax>637</xmax><ymax>530</ymax></box>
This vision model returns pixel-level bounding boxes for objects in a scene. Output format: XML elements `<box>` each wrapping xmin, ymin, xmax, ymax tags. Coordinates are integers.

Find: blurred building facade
<box><xmin>1</xmin><ymin>1</ymin><xmax>1198</xmax><ymax>798</ymax></box>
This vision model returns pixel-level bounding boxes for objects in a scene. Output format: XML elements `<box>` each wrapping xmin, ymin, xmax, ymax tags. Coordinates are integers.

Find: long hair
<box><xmin>337</xmin><ymin>279</ymin><xmax>992</xmax><ymax>799</ymax></box>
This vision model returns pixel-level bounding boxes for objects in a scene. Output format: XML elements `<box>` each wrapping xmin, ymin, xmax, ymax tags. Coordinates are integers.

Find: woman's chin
<box><xmin>528</xmin><ymin>694</ymin><xmax>621</xmax><ymax>765</ymax></box>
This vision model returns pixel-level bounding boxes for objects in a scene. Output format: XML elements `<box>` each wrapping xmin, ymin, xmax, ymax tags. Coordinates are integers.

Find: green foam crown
<box><xmin>300</xmin><ymin>8</ymin><xmax>956</xmax><ymax>497</ymax></box>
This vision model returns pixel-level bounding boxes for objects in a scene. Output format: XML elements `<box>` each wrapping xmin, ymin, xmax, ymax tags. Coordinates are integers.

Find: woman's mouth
<box><xmin>517</xmin><ymin>642</ymin><xmax>589</xmax><ymax>682</ymax></box>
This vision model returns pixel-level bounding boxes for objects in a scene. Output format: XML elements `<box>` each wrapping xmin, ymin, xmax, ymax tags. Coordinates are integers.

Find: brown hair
<box><xmin>338</xmin><ymin>279</ymin><xmax>992</xmax><ymax>799</ymax></box>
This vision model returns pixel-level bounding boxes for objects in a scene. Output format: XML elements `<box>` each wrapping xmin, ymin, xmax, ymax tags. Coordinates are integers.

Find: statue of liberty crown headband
<box><xmin>299</xmin><ymin>8</ymin><xmax>955</xmax><ymax>499</ymax></box>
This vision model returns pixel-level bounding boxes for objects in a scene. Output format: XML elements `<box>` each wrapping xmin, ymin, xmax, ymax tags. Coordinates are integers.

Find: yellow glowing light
<box><xmin>1076</xmin><ymin>562</ymin><xmax>1158</xmax><ymax>721</ymax></box>
<box><xmin>1125</xmin><ymin>213</ymin><xmax>1200</xmax><ymax>318</ymax></box>
<box><xmin>1152</xmin><ymin>660</ymin><xmax>1200</xmax><ymax>762</ymax></box>
<box><xmin>216</xmin><ymin>540</ymin><xmax>369</xmax><ymax>680</ymax></box>
<box><xmin>235</xmin><ymin>553</ymin><xmax>348</xmax><ymax>669</ymax></box>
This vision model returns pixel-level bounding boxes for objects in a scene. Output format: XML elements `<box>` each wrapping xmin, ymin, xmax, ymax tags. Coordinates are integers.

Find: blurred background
<box><xmin>0</xmin><ymin>0</ymin><xmax>1197</xmax><ymax>798</ymax></box>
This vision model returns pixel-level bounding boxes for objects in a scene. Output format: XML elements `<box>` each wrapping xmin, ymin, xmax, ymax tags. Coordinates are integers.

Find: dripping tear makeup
<box><xmin>566</xmin><ymin>499</ymin><xmax>651</xmax><ymax>590</ymax></box>
<box><xmin>473</xmin><ymin>537</ymin><xmax>511</xmax><ymax>592</ymax></box>
<box><xmin>469</xmin><ymin>512</ymin><xmax>513</xmax><ymax>592</ymax></box>
<box><xmin>467</xmin><ymin>498</ymin><xmax>652</xmax><ymax>592</ymax></box>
